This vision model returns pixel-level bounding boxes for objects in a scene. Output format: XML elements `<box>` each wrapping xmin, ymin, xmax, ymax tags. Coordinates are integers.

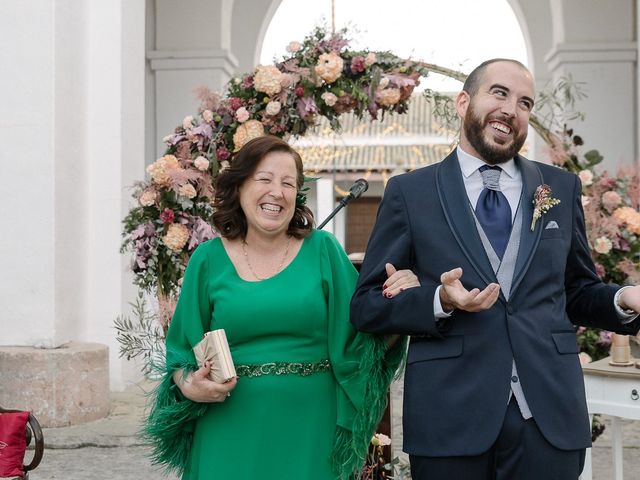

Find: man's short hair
<box><xmin>462</xmin><ymin>58</ymin><xmax>529</xmax><ymax>96</ymax></box>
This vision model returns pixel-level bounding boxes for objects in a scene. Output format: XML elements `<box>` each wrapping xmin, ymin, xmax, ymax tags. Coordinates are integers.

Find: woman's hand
<box><xmin>173</xmin><ymin>363</ymin><xmax>238</xmax><ymax>403</ymax></box>
<box><xmin>382</xmin><ymin>263</ymin><xmax>420</xmax><ymax>298</ymax></box>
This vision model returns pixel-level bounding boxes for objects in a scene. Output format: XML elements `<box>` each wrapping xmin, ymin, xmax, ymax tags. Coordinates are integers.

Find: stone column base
<box><xmin>0</xmin><ymin>342</ymin><xmax>110</xmax><ymax>427</ymax></box>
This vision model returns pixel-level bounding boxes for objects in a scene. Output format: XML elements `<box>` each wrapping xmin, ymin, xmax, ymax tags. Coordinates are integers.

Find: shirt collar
<box><xmin>456</xmin><ymin>146</ymin><xmax>517</xmax><ymax>179</ymax></box>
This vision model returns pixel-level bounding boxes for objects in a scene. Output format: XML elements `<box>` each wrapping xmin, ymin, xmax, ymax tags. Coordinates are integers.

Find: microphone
<box><xmin>345</xmin><ymin>178</ymin><xmax>369</xmax><ymax>202</ymax></box>
<box><xmin>318</xmin><ymin>179</ymin><xmax>369</xmax><ymax>230</ymax></box>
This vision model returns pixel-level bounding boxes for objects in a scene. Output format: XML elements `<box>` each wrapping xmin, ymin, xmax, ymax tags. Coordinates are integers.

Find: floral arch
<box><xmin>121</xmin><ymin>27</ymin><xmax>640</xmax><ymax>339</ymax></box>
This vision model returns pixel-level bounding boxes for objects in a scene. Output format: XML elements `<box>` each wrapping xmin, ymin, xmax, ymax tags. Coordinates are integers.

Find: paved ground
<box><xmin>25</xmin><ymin>378</ymin><xmax>640</xmax><ymax>480</ymax></box>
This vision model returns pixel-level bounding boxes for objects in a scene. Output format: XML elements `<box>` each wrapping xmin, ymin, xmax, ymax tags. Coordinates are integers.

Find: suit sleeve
<box><xmin>565</xmin><ymin>175</ymin><xmax>640</xmax><ymax>334</ymax></box>
<box><xmin>350</xmin><ymin>177</ymin><xmax>442</xmax><ymax>336</ymax></box>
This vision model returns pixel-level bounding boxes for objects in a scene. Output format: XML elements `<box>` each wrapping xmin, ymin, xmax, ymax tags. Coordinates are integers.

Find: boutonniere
<box><xmin>531</xmin><ymin>184</ymin><xmax>561</xmax><ymax>231</ymax></box>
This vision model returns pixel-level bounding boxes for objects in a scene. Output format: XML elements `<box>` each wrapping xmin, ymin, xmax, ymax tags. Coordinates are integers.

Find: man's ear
<box><xmin>455</xmin><ymin>91</ymin><xmax>469</xmax><ymax>119</ymax></box>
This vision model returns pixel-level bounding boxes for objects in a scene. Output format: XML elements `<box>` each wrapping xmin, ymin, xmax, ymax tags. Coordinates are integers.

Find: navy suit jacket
<box><xmin>350</xmin><ymin>151</ymin><xmax>640</xmax><ymax>456</ymax></box>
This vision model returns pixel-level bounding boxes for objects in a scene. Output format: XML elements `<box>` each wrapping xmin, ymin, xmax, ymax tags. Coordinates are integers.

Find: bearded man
<box><xmin>350</xmin><ymin>59</ymin><xmax>640</xmax><ymax>480</ymax></box>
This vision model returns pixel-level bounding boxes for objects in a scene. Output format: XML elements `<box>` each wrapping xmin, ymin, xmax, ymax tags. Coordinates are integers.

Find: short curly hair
<box><xmin>212</xmin><ymin>135</ymin><xmax>314</xmax><ymax>239</ymax></box>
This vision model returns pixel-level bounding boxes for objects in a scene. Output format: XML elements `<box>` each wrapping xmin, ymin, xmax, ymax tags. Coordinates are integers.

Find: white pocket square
<box><xmin>545</xmin><ymin>220</ymin><xmax>559</xmax><ymax>229</ymax></box>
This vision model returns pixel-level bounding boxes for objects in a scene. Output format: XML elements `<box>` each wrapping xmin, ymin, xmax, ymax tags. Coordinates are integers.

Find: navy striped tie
<box><xmin>475</xmin><ymin>165</ymin><xmax>512</xmax><ymax>259</ymax></box>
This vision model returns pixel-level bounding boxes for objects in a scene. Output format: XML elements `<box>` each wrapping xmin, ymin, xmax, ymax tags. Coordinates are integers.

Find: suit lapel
<box><xmin>436</xmin><ymin>151</ymin><xmax>497</xmax><ymax>287</ymax></box>
<box><xmin>510</xmin><ymin>155</ymin><xmax>543</xmax><ymax>296</ymax></box>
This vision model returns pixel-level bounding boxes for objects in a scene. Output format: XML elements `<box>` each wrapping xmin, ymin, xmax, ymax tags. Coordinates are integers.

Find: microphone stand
<box><xmin>318</xmin><ymin>179</ymin><xmax>368</xmax><ymax>230</ymax></box>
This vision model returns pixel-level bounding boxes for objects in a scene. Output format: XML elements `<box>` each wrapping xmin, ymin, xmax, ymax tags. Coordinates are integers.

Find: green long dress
<box><xmin>144</xmin><ymin>230</ymin><xmax>405</xmax><ymax>479</ymax></box>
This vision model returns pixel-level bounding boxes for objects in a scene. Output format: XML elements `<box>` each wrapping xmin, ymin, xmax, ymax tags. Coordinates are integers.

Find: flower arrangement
<box><xmin>120</xmin><ymin>26</ymin><xmax>426</xmax><ymax>305</ymax></box>
<box><xmin>358</xmin><ymin>433</ymin><xmax>406</xmax><ymax>480</ymax></box>
<box><xmin>530</xmin><ymin>184</ymin><xmax>561</xmax><ymax>231</ymax></box>
<box><xmin>545</xmin><ymin>127</ymin><xmax>640</xmax><ymax>367</ymax></box>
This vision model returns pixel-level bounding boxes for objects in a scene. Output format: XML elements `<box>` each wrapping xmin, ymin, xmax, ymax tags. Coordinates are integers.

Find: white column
<box><xmin>0</xmin><ymin>1</ymin><xmax>60</xmax><ymax>346</ymax></box>
<box><xmin>316</xmin><ymin>177</ymin><xmax>336</xmax><ymax>234</ymax></box>
<box><xmin>545</xmin><ymin>0</ymin><xmax>637</xmax><ymax>169</ymax></box>
<box><xmin>87</xmin><ymin>0</ymin><xmax>147</xmax><ymax>389</ymax></box>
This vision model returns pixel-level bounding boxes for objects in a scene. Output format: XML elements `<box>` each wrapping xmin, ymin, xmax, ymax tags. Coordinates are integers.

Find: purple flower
<box><xmin>597</xmin><ymin>331</ymin><xmax>612</xmax><ymax>346</ymax></box>
<box><xmin>296</xmin><ymin>96</ymin><xmax>317</xmax><ymax>119</ymax></box>
<box><xmin>188</xmin><ymin>217</ymin><xmax>217</xmax><ymax>250</ymax></box>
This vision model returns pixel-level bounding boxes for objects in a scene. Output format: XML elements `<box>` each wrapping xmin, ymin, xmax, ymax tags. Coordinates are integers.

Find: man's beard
<box><xmin>463</xmin><ymin>103</ymin><xmax>526</xmax><ymax>165</ymax></box>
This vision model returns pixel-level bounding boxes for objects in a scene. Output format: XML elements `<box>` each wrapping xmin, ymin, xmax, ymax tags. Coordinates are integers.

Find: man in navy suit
<box><xmin>350</xmin><ymin>59</ymin><xmax>640</xmax><ymax>479</ymax></box>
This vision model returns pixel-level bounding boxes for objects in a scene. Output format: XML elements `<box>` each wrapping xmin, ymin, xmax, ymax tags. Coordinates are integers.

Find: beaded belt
<box><xmin>235</xmin><ymin>359</ymin><xmax>331</xmax><ymax>378</ymax></box>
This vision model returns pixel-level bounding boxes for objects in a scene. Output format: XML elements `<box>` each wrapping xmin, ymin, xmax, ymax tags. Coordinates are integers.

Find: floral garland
<box><xmin>121</xmin><ymin>26</ymin><xmax>427</xmax><ymax>301</ymax></box>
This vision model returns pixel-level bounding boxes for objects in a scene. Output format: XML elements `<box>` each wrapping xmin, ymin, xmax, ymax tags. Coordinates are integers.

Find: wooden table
<box><xmin>580</xmin><ymin>357</ymin><xmax>640</xmax><ymax>480</ymax></box>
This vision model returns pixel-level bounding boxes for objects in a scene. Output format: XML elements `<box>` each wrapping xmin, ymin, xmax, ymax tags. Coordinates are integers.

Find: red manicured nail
<box><xmin>385</xmin><ymin>292</ymin><xmax>392</xmax><ymax>298</ymax></box>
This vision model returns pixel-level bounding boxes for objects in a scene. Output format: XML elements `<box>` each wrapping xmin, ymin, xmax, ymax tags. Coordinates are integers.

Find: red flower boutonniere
<box><xmin>531</xmin><ymin>184</ymin><xmax>561</xmax><ymax>231</ymax></box>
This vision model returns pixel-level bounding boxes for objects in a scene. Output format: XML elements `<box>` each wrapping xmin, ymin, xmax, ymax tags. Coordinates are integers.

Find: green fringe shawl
<box><xmin>331</xmin><ymin>334</ymin><xmax>407</xmax><ymax>479</ymax></box>
<box><xmin>140</xmin><ymin>351</ymin><xmax>207</xmax><ymax>477</ymax></box>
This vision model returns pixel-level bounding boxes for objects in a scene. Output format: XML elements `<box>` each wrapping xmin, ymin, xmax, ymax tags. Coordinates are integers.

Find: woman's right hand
<box><xmin>173</xmin><ymin>363</ymin><xmax>238</xmax><ymax>403</ymax></box>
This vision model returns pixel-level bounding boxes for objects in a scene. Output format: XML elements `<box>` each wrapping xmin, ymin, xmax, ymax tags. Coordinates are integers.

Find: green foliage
<box><xmin>114</xmin><ymin>292</ymin><xmax>164</xmax><ymax>375</ymax></box>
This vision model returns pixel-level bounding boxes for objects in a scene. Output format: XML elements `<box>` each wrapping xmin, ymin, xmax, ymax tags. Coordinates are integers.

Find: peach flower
<box><xmin>139</xmin><ymin>189</ymin><xmax>157</xmax><ymax>207</ymax></box>
<box><xmin>178</xmin><ymin>184</ymin><xmax>197</xmax><ymax>199</ymax></box>
<box><xmin>321</xmin><ymin>92</ymin><xmax>338</xmax><ymax>107</ymax></box>
<box><xmin>593</xmin><ymin>236</ymin><xmax>613</xmax><ymax>254</ymax></box>
<box><xmin>194</xmin><ymin>156</ymin><xmax>210</xmax><ymax>171</ymax></box>
<box><xmin>315</xmin><ymin>52</ymin><xmax>344</xmax><ymax>84</ymax></box>
<box><xmin>163</xmin><ymin>223</ymin><xmax>190</xmax><ymax>252</ymax></box>
<box><xmin>365</xmin><ymin>52</ymin><xmax>376</xmax><ymax>67</ymax></box>
<box><xmin>202</xmin><ymin>109</ymin><xmax>213</xmax><ymax>123</ymax></box>
<box><xmin>233</xmin><ymin>119</ymin><xmax>265</xmax><ymax>151</ymax></box>
<box><xmin>377</xmin><ymin>88</ymin><xmax>401</xmax><ymax>106</ymax></box>
<box><xmin>182</xmin><ymin>115</ymin><xmax>194</xmax><ymax>130</ymax></box>
<box><xmin>147</xmin><ymin>155</ymin><xmax>180</xmax><ymax>186</ymax></box>
<box><xmin>254</xmin><ymin>65</ymin><xmax>283</xmax><ymax>97</ymax></box>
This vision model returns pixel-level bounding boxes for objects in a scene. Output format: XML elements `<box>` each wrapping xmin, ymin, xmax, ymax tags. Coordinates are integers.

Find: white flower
<box><xmin>286</xmin><ymin>41</ymin><xmax>302</xmax><ymax>53</ymax></box>
<box><xmin>265</xmin><ymin>101</ymin><xmax>282</xmax><ymax>116</ymax></box>
<box><xmin>594</xmin><ymin>236</ymin><xmax>612</xmax><ymax>254</ymax></box>
<box><xmin>374</xmin><ymin>433</ymin><xmax>391</xmax><ymax>446</ymax></box>
<box><xmin>202</xmin><ymin>109</ymin><xmax>213</xmax><ymax>123</ymax></box>
<box><xmin>194</xmin><ymin>156</ymin><xmax>210</xmax><ymax>171</ymax></box>
<box><xmin>581</xmin><ymin>195</ymin><xmax>591</xmax><ymax>207</ymax></box>
<box><xmin>162</xmin><ymin>135</ymin><xmax>173</xmax><ymax>144</ymax></box>
<box><xmin>314</xmin><ymin>52</ymin><xmax>344</xmax><ymax>84</ymax></box>
<box><xmin>182</xmin><ymin>115</ymin><xmax>194</xmax><ymax>130</ymax></box>
<box><xmin>321</xmin><ymin>92</ymin><xmax>338</xmax><ymax>107</ymax></box>
<box><xmin>579</xmin><ymin>352</ymin><xmax>592</xmax><ymax>365</ymax></box>
<box><xmin>235</xmin><ymin>107</ymin><xmax>250</xmax><ymax>123</ymax></box>
<box><xmin>219</xmin><ymin>160</ymin><xmax>230</xmax><ymax>172</ymax></box>
<box><xmin>578</xmin><ymin>169</ymin><xmax>594</xmax><ymax>186</ymax></box>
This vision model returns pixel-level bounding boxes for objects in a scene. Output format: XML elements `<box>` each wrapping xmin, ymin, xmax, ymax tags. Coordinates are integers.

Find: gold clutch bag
<box><xmin>193</xmin><ymin>329</ymin><xmax>236</xmax><ymax>383</ymax></box>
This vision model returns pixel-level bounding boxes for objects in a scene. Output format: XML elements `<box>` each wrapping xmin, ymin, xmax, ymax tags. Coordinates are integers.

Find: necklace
<box><xmin>242</xmin><ymin>236</ymin><xmax>291</xmax><ymax>281</ymax></box>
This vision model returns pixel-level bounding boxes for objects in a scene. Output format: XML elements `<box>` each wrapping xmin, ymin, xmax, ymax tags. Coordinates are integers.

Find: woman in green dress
<box><xmin>144</xmin><ymin>135</ymin><xmax>411</xmax><ymax>479</ymax></box>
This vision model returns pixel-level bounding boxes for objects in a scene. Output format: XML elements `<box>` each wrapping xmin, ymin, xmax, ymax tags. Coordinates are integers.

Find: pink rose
<box><xmin>286</xmin><ymin>41</ymin><xmax>302</xmax><ymax>53</ymax></box>
<box><xmin>350</xmin><ymin>56</ymin><xmax>366</xmax><ymax>74</ymax></box>
<box><xmin>229</xmin><ymin>97</ymin><xmax>243</xmax><ymax>111</ymax></box>
<box><xmin>321</xmin><ymin>91</ymin><xmax>338</xmax><ymax>107</ymax></box>
<box><xmin>595</xmin><ymin>262</ymin><xmax>606</xmax><ymax>278</ymax></box>
<box><xmin>602</xmin><ymin>191</ymin><xmax>622</xmax><ymax>212</ymax></box>
<box><xmin>235</xmin><ymin>107</ymin><xmax>250</xmax><ymax>123</ymax></box>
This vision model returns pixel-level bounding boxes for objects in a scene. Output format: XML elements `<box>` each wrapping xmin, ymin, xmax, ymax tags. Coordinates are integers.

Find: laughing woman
<box><xmin>143</xmin><ymin>135</ymin><xmax>407</xmax><ymax>479</ymax></box>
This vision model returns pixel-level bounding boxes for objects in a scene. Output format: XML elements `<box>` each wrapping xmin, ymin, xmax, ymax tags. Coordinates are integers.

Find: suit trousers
<box><xmin>409</xmin><ymin>399</ymin><xmax>586</xmax><ymax>480</ymax></box>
